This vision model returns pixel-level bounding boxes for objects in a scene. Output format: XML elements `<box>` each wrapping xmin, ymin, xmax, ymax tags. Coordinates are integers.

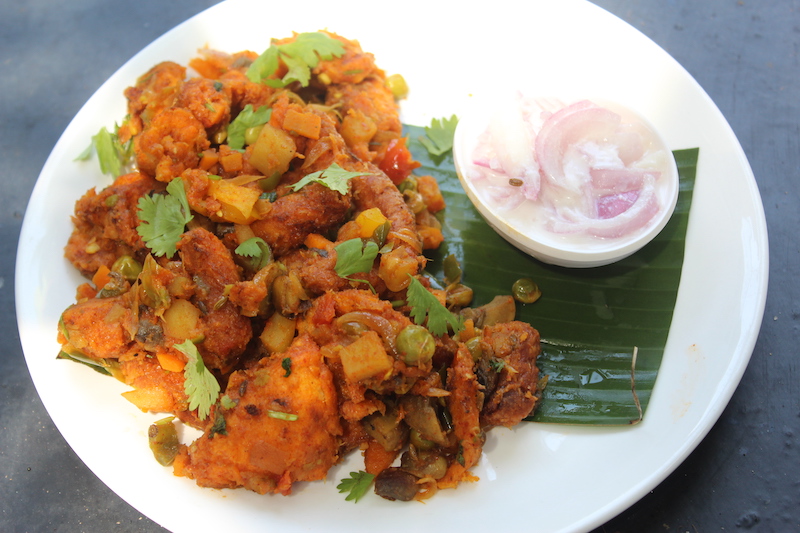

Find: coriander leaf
<box><xmin>227</xmin><ymin>104</ymin><xmax>272</xmax><ymax>150</ymax></box>
<box><xmin>281</xmin><ymin>357</ymin><xmax>292</xmax><ymax>377</ymax></box>
<box><xmin>219</xmin><ymin>394</ymin><xmax>238</xmax><ymax>410</ymax></box>
<box><xmin>489</xmin><ymin>358</ymin><xmax>506</xmax><ymax>373</ymax></box>
<box><xmin>406</xmin><ymin>275</ymin><xmax>464</xmax><ymax>337</ymax></box>
<box><xmin>136</xmin><ymin>178</ymin><xmax>193</xmax><ymax>257</ymax></box>
<box><xmin>418</xmin><ymin>115</ymin><xmax>459</xmax><ymax>156</ymax></box>
<box><xmin>235</xmin><ymin>237</ymin><xmax>272</xmax><ymax>271</ymax></box>
<box><xmin>175</xmin><ymin>339</ymin><xmax>220</xmax><ymax>421</ymax></box>
<box><xmin>79</xmin><ymin>125</ymin><xmax>133</xmax><ymax>177</ymax></box>
<box><xmin>334</xmin><ymin>238</ymin><xmax>379</xmax><ymax>278</ymax></box>
<box><xmin>246</xmin><ymin>32</ymin><xmax>345</xmax><ymax>88</ymax></box>
<box><xmin>209</xmin><ymin>409</ymin><xmax>227</xmax><ymax>438</ymax></box>
<box><xmin>246</xmin><ymin>46</ymin><xmax>280</xmax><ymax>84</ymax></box>
<box><xmin>290</xmin><ymin>163</ymin><xmax>369</xmax><ymax>195</ymax></box>
<box><xmin>336</xmin><ymin>471</ymin><xmax>375</xmax><ymax>503</ymax></box>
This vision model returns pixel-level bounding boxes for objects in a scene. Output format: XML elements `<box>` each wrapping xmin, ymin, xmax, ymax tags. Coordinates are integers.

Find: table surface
<box><xmin>2</xmin><ymin>1</ymin><xmax>796</xmax><ymax>531</ymax></box>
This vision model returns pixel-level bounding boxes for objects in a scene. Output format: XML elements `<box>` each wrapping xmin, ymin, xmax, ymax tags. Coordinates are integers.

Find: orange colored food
<box><xmin>57</xmin><ymin>31</ymin><xmax>542</xmax><ymax>502</ymax></box>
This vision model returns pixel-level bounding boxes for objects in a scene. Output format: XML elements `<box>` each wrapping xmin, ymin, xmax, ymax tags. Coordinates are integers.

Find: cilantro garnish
<box><xmin>337</xmin><ymin>471</ymin><xmax>375</xmax><ymax>503</ymax></box>
<box><xmin>334</xmin><ymin>238</ymin><xmax>379</xmax><ymax>278</ymax></box>
<box><xmin>175</xmin><ymin>339</ymin><xmax>220</xmax><ymax>421</ymax></box>
<box><xmin>488</xmin><ymin>358</ymin><xmax>506</xmax><ymax>373</ymax></box>
<box><xmin>406</xmin><ymin>276</ymin><xmax>464</xmax><ymax>337</ymax></box>
<box><xmin>76</xmin><ymin>125</ymin><xmax>133</xmax><ymax>177</ymax></box>
<box><xmin>418</xmin><ymin>115</ymin><xmax>459</xmax><ymax>156</ymax></box>
<box><xmin>246</xmin><ymin>32</ymin><xmax>345</xmax><ymax>88</ymax></box>
<box><xmin>209</xmin><ymin>409</ymin><xmax>227</xmax><ymax>438</ymax></box>
<box><xmin>235</xmin><ymin>237</ymin><xmax>272</xmax><ymax>271</ymax></box>
<box><xmin>136</xmin><ymin>178</ymin><xmax>193</xmax><ymax>258</ymax></box>
<box><xmin>290</xmin><ymin>163</ymin><xmax>369</xmax><ymax>195</ymax></box>
<box><xmin>227</xmin><ymin>104</ymin><xmax>272</xmax><ymax>150</ymax></box>
<box><xmin>281</xmin><ymin>357</ymin><xmax>292</xmax><ymax>377</ymax></box>
<box><xmin>219</xmin><ymin>394</ymin><xmax>238</xmax><ymax>410</ymax></box>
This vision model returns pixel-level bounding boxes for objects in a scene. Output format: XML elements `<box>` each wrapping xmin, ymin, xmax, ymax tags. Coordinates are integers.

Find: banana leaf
<box><xmin>405</xmin><ymin>124</ymin><xmax>698</xmax><ymax>425</ymax></box>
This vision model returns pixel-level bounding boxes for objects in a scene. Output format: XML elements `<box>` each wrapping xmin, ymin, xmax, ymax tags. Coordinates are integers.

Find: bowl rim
<box><xmin>452</xmin><ymin>94</ymin><xmax>681</xmax><ymax>268</ymax></box>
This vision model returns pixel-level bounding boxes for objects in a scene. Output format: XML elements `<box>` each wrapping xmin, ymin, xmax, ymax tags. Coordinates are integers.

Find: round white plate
<box><xmin>16</xmin><ymin>1</ymin><xmax>767</xmax><ymax>532</ymax></box>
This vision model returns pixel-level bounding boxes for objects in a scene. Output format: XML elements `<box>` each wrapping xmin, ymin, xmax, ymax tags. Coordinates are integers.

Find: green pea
<box><xmin>396</xmin><ymin>325</ymin><xmax>435</xmax><ymax>366</ymax></box>
<box><xmin>402</xmin><ymin>189</ymin><xmax>426</xmax><ymax>214</ymax></box>
<box><xmin>396</xmin><ymin>176</ymin><xmax>417</xmax><ymax>193</ymax></box>
<box><xmin>512</xmin><ymin>278</ymin><xmax>541</xmax><ymax>304</ymax></box>
<box><xmin>244</xmin><ymin>125</ymin><xmax>264</xmax><ymax>146</ymax></box>
<box><xmin>385</xmin><ymin>73</ymin><xmax>409</xmax><ymax>100</ymax></box>
<box><xmin>111</xmin><ymin>255</ymin><xmax>142</xmax><ymax>282</ymax></box>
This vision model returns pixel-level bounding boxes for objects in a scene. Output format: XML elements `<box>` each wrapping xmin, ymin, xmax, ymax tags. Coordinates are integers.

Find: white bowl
<box><xmin>453</xmin><ymin>94</ymin><xmax>680</xmax><ymax>268</ymax></box>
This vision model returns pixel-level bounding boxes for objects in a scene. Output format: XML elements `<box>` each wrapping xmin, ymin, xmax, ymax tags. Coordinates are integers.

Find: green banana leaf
<box><xmin>405</xmin><ymin>124</ymin><xmax>698</xmax><ymax>425</ymax></box>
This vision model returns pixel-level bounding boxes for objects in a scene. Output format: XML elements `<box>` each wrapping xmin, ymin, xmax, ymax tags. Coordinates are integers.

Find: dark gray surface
<box><xmin>2</xmin><ymin>1</ymin><xmax>795</xmax><ymax>531</ymax></box>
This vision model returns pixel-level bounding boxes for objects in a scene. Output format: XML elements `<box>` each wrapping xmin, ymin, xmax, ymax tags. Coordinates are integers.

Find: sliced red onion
<box><xmin>535</xmin><ymin>100</ymin><xmax>622</xmax><ymax>186</ymax></box>
<box><xmin>590</xmin><ymin>168</ymin><xmax>660</xmax><ymax>194</ymax></box>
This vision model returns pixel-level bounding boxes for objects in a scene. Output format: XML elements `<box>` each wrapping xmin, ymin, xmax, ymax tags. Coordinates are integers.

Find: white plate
<box><xmin>15</xmin><ymin>1</ymin><xmax>768</xmax><ymax>532</ymax></box>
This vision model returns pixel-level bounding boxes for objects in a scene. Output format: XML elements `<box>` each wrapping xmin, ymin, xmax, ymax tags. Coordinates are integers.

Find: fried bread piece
<box><xmin>174</xmin><ymin>334</ymin><xmax>342</xmax><ymax>495</ymax></box>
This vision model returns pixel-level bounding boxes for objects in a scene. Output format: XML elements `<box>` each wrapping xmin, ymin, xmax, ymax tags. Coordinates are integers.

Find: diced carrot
<box><xmin>304</xmin><ymin>233</ymin><xmax>333</xmax><ymax>251</ymax></box>
<box><xmin>156</xmin><ymin>350</ymin><xmax>186</xmax><ymax>373</ymax></box>
<box><xmin>416</xmin><ymin>175</ymin><xmax>446</xmax><ymax>213</ymax></box>
<box><xmin>92</xmin><ymin>265</ymin><xmax>111</xmax><ymax>289</ymax></box>
<box><xmin>219</xmin><ymin>149</ymin><xmax>243</xmax><ymax>173</ymax></box>
<box><xmin>458</xmin><ymin>319</ymin><xmax>477</xmax><ymax>342</ymax></box>
<box><xmin>75</xmin><ymin>282</ymin><xmax>98</xmax><ymax>301</ymax></box>
<box><xmin>418</xmin><ymin>226</ymin><xmax>445</xmax><ymax>250</ymax></box>
<box><xmin>121</xmin><ymin>387</ymin><xmax>174</xmax><ymax>413</ymax></box>
<box><xmin>283</xmin><ymin>109</ymin><xmax>322</xmax><ymax>139</ymax></box>
<box><xmin>364</xmin><ymin>439</ymin><xmax>399</xmax><ymax>476</ymax></box>
<box><xmin>198</xmin><ymin>149</ymin><xmax>219</xmax><ymax>171</ymax></box>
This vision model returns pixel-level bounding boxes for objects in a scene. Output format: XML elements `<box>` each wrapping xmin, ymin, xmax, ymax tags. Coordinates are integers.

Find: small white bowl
<box><xmin>453</xmin><ymin>95</ymin><xmax>680</xmax><ymax>268</ymax></box>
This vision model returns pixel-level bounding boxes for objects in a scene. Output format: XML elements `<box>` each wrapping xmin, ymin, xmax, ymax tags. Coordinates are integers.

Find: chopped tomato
<box><xmin>379</xmin><ymin>137</ymin><xmax>420</xmax><ymax>185</ymax></box>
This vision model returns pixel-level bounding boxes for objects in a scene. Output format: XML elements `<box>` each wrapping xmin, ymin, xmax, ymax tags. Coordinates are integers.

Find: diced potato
<box><xmin>209</xmin><ymin>180</ymin><xmax>262</xmax><ymax>225</ymax></box>
<box><xmin>260</xmin><ymin>312</ymin><xmax>297</xmax><ymax>354</ymax></box>
<box><xmin>339</xmin><ymin>330</ymin><xmax>393</xmax><ymax>382</ymax></box>
<box><xmin>249</xmin><ymin>123</ymin><xmax>296</xmax><ymax>177</ymax></box>
<box><xmin>162</xmin><ymin>298</ymin><xmax>202</xmax><ymax>340</ymax></box>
